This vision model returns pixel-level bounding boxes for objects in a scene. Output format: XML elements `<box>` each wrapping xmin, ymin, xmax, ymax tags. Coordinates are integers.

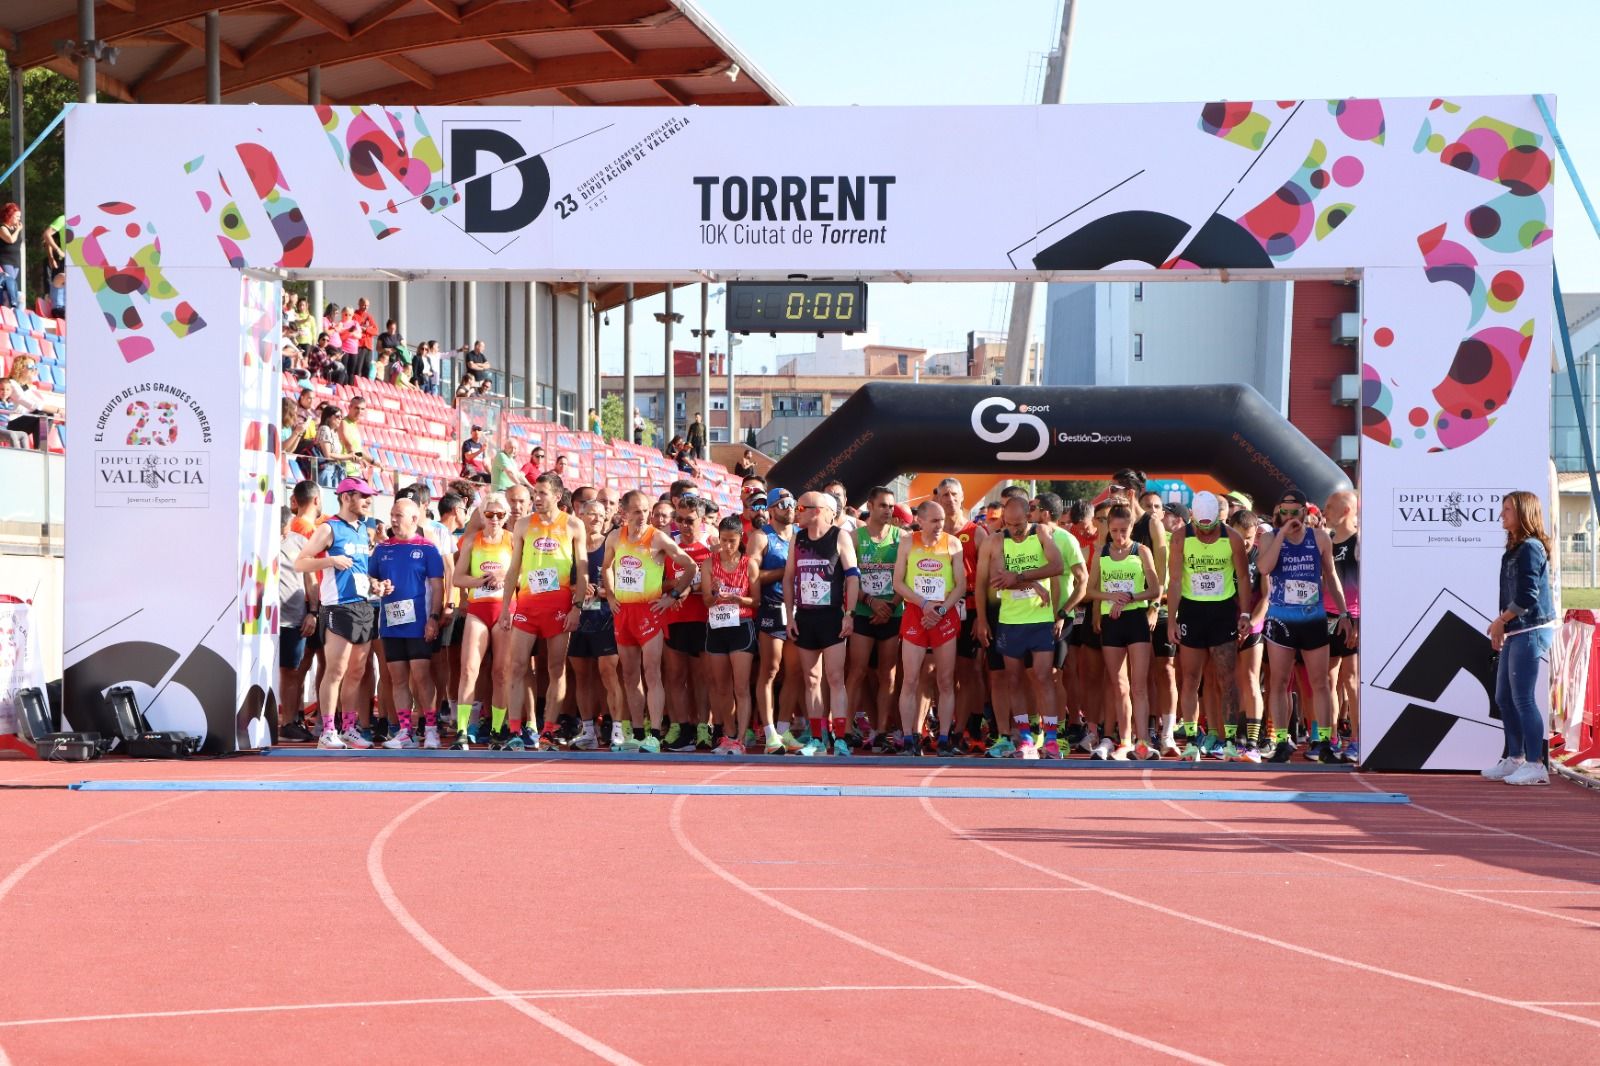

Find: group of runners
<box><xmin>278</xmin><ymin>465</ymin><xmax>1359</xmax><ymax>763</ymax></box>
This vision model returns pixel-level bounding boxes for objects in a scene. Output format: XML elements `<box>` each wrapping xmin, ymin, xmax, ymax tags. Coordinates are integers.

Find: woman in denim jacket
<box><xmin>1483</xmin><ymin>491</ymin><xmax>1558</xmax><ymax>786</ymax></box>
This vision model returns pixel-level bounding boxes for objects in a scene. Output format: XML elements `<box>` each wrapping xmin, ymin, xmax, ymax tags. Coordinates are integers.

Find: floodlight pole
<box><xmin>1001</xmin><ymin>0</ymin><xmax>1075</xmax><ymax>388</ymax></box>
<box><xmin>524</xmin><ymin>281</ymin><xmax>537</xmax><ymax>417</ymax></box>
<box><xmin>577</xmin><ymin>282</ymin><xmax>590</xmax><ymax>433</ymax></box>
<box><xmin>77</xmin><ymin>0</ymin><xmax>95</xmax><ymax>103</ymax></box>
<box><xmin>623</xmin><ymin>283</ymin><xmax>635</xmax><ymax>442</ymax></box>
<box><xmin>663</xmin><ymin>288</ymin><xmax>676</xmax><ymax>445</ymax></box>
<box><xmin>205</xmin><ymin>11</ymin><xmax>222</xmax><ymax>104</ymax></box>
<box><xmin>699</xmin><ymin>282</ymin><xmax>711</xmax><ymax>457</ymax></box>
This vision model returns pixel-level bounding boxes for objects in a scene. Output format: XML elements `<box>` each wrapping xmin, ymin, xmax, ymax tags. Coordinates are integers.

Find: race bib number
<box><xmin>912</xmin><ymin>575</ymin><xmax>946</xmax><ymax>603</ymax></box>
<box><xmin>1187</xmin><ymin>571</ymin><xmax>1225</xmax><ymax>598</ymax></box>
<box><xmin>862</xmin><ymin>569</ymin><xmax>892</xmax><ymax>597</ymax></box>
<box><xmin>800</xmin><ymin>571</ymin><xmax>832</xmax><ymax>607</ymax></box>
<box><xmin>615</xmin><ymin>566</ymin><xmax>646</xmax><ymax>595</ymax></box>
<box><xmin>709</xmin><ymin>603</ymin><xmax>741</xmax><ymax>629</ymax></box>
<box><xmin>581</xmin><ymin>597</ymin><xmax>604</xmax><ymax>612</ymax></box>
<box><xmin>1106</xmin><ymin>578</ymin><xmax>1136</xmax><ymax>596</ymax></box>
<box><xmin>1008</xmin><ymin>587</ymin><xmax>1040</xmax><ymax>601</ymax></box>
<box><xmin>1284</xmin><ymin>578</ymin><xmax>1319</xmax><ymax>605</ymax></box>
<box><xmin>353</xmin><ymin>573</ymin><xmax>370</xmax><ymax>600</ymax></box>
<box><xmin>383</xmin><ymin>598</ymin><xmax>417</xmax><ymax>627</ymax></box>
<box><xmin>527</xmin><ymin>567</ymin><xmax>559</xmax><ymax>594</ymax></box>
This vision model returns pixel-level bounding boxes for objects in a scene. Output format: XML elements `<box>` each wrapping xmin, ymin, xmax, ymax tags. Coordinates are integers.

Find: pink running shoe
<box><xmin>1041</xmin><ymin>739</ymin><xmax>1063</xmax><ymax>760</ymax></box>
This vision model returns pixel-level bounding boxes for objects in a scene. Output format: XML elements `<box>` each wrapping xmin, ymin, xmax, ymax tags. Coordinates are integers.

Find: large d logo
<box><xmin>971</xmin><ymin>397</ymin><xmax>1048</xmax><ymax>461</ymax></box>
<box><xmin>450</xmin><ymin>128</ymin><xmax>551</xmax><ymax>234</ymax></box>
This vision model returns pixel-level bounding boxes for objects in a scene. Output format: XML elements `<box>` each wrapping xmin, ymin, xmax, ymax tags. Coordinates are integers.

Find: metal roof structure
<box><xmin>3</xmin><ymin>0</ymin><xmax>786</xmax><ymax>110</ymax></box>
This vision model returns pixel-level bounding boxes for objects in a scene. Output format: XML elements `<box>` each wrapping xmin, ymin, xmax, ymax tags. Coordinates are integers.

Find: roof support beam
<box><xmin>275</xmin><ymin>0</ymin><xmax>352</xmax><ymax>42</ymax></box>
<box><xmin>653</xmin><ymin>78</ymin><xmax>690</xmax><ymax>105</ymax></box>
<box><xmin>461</xmin><ymin>0</ymin><xmax>512</xmax><ymax>15</ymax></box>
<box><xmin>420</xmin><ymin>0</ymin><xmax>463</xmax><ymax>23</ymax></box>
<box><xmin>352</xmin><ymin>47</ymin><xmax>727</xmax><ymax>107</ymax></box>
<box><xmin>350</xmin><ymin>0</ymin><xmax>410</xmax><ymax>38</ymax></box>
<box><xmin>592</xmin><ymin>29</ymin><xmax>636</xmax><ymax>63</ymax></box>
<box><xmin>242</xmin><ymin>13</ymin><xmax>303</xmax><ymax>62</ymax></box>
<box><xmin>43</xmin><ymin>58</ymin><xmax>135</xmax><ymax>103</ymax></box>
<box><xmin>558</xmin><ymin>86</ymin><xmax>595</xmax><ymax>106</ymax></box>
<box><xmin>101</xmin><ymin>0</ymin><xmax>138</xmax><ymax>11</ymax></box>
<box><xmin>136</xmin><ymin>0</ymin><xmax>672</xmax><ymax>103</ymax></box>
<box><xmin>485</xmin><ymin>38</ymin><xmax>537</xmax><ymax>74</ymax></box>
<box><xmin>15</xmin><ymin>0</ymin><xmax>265</xmax><ymax>70</ymax></box>
<box><xmin>164</xmin><ymin>19</ymin><xmax>245</xmax><ymax>68</ymax></box>
<box><xmin>379</xmin><ymin>53</ymin><xmax>436</xmax><ymax>89</ymax></box>
<box><xmin>133</xmin><ymin>43</ymin><xmax>192</xmax><ymax>96</ymax></box>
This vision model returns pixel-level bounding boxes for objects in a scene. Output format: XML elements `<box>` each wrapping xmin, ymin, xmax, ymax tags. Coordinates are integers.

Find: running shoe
<box><xmin>450</xmin><ymin>733</ymin><xmax>470</xmax><ymax>751</ymax></box>
<box><xmin>370</xmin><ymin>720</ymin><xmax>390</xmax><ymax>745</ymax></box>
<box><xmin>317</xmin><ymin>729</ymin><xmax>346</xmax><ymax>749</ymax></box>
<box><xmin>1134</xmin><ymin>739</ymin><xmax>1153</xmax><ymax>761</ymax></box>
<box><xmin>1143</xmin><ymin>744</ymin><xmax>1162</xmax><ymax>761</ymax></box>
<box><xmin>1339</xmin><ymin>742</ymin><xmax>1360</xmax><ymax>765</ymax></box>
<box><xmin>571</xmin><ymin>729</ymin><xmax>599</xmax><ymax>752</ymax></box>
<box><xmin>744</xmin><ymin>729</ymin><xmax>760</xmax><ymax>748</ymax></box>
<box><xmin>798</xmin><ymin>738</ymin><xmax>827</xmax><ymax>757</ymax></box>
<box><xmin>1159</xmin><ymin>734</ymin><xmax>1182</xmax><ymax>758</ymax></box>
<box><xmin>537</xmin><ymin>726</ymin><xmax>562</xmax><ymax>751</ymax></box>
<box><xmin>381</xmin><ymin>729</ymin><xmax>417</xmax><ymax>750</ymax></box>
<box><xmin>1076</xmin><ymin>725</ymin><xmax>1100</xmax><ymax>755</ymax></box>
<box><xmin>1303</xmin><ymin>740</ymin><xmax>1329</xmax><ymax>764</ymax></box>
<box><xmin>1268</xmin><ymin>739</ymin><xmax>1295</xmax><ymax>763</ymax></box>
<box><xmin>938</xmin><ymin>735</ymin><xmax>960</xmax><ymax>757</ymax></box>
<box><xmin>1179</xmin><ymin>742</ymin><xmax>1202</xmax><ymax>762</ymax></box>
<box><xmin>1237</xmin><ymin>746</ymin><xmax>1262</xmax><ymax>764</ymax></box>
<box><xmin>1018</xmin><ymin>737</ymin><xmax>1040</xmax><ymax>760</ymax></box>
<box><xmin>616</xmin><ymin>733</ymin><xmax>642</xmax><ymax>753</ymax></box>
<box><xmin>1211</xmin><ymin>741</ymin><xmax>1237</xmax><ymax>762</ymax></box>
<box><xmin>1064</xmin><ymin>722</ymin><xmax>1087</xmax><ymax>747</ymax></box>
<box><xmin>504</xmin><ymin>735</ymin><xmax>526</xmax><ymax>752</ymax></box>
<box><xmin>779</xmin><ymin>730</ymin><xmax>807</xmax><ymax>753</ymax></box>
<box><xmin>341</xmin><ymin>727</ymin><xmax>373</xmax><ymax>749</ymax></box>
<box><xmin>639</xmin><ymin>735</ymin><xmax>661</xmax><ymax>754</ymax></box>
<box><xmin>423</xmin><ymin>726</ymin><xmax>441</xmax><ymax>750</ymax></box>
<box><xmin>1090</xmin><ymin>738</ymin><xmax>1113</xmax><ymax>761</ymax></box>
<box><xmin>609</xmin><ymin>722</ymin><xmax>628</xmax><ymax>749</ymax></box>
<box><xmin>1110</xmin><ymin>743</ymin><xmax>1134</xmax><ymax>761</ymax></box>
<box><xmin>1504</xmin><ymin>761</ymin><xmax>1550</xmax><ymax>786</ymax></box>
<box><xmin>280</xmin><ymin>721</ymin><xmax>316</xmax><ymax>743</ymax></box>
<box><xmin>668</xmin><ymin>729</ymin><xmax>699</xmax><ymax>753</ymax></box>
<box><xmin>1197</xmin><ymin>733</ymin><xmax>1219</xmax><ymax>755</ymax></box>
<box><xmin>715</xmin><ymin>736</ymin><xmax>744</xmax><ymax>755</ymax></box>
<box><xmin>831</xmin><ymin>738</ymin><xmax>851</xmax><ymax>757</ymax></box>
<box><xmin>764</xmin><ymin>734</ymin><xmax>788</xmax><ymax>755</ymax></box>
<box><xmin>853</xmin><ymin>712</ymin><xmax>873</xmax><ymax>737</ymax></box>
<box><xmin>987</xmin><ymin>736</ymin><xmax>1017</xmax><ymax>759</ymax></box>
<box><xmin>696</xmin><ymin>723</ymin><xmax>715</xmax><ymax>751</ymax></box>
<box><xmin>663</xmin><ymin>722</ymin><xmax>683</xmax><ymax>749</ymax></box>
<box><xmin>871</xmin><ymin>732</ymin><xmax>897</xmax><ymax>754</ymax></box>
<box><xmin>1041</xmin><ymin>739</ymin><xmax>1063</xmax><ymax>760</ymax></box>
<box><xmin>964</xmin><ymin>735</ymin><xmax>988</xmax><ymax>757</ymax></box>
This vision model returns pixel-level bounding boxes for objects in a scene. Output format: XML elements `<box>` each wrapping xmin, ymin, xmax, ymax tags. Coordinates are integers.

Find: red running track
<box><xmin>2</xmin><ymin>755</ymin><xmax>1599</xmax><ymax>1064</ymax></box>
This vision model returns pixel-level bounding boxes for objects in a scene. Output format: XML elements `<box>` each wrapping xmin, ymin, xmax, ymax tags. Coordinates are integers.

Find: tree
<box><xmin>599</xmin><ymin>393</ymin><xmax>653</xmax><ymax>448</ymax></box>
<box><xmin>1040</xmin><ymin>478</ymin><xmax>1108</xmax><ymax>505</ymax></box>
<box><xmin>0</xmin><ymin>62</ymin><xmax>82</xmax><ymax>297</ymax></box>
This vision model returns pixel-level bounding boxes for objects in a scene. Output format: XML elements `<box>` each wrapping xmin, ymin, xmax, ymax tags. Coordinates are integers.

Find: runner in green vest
<box><xmin>1086</xmin><ymin>504</ymin><xmax>1163</xmax><ymax>760</ymax></box>
<box><xmin>846</xmin><ymin>486</ymin><xmax>904</xmax><ymax>748</ymax></box>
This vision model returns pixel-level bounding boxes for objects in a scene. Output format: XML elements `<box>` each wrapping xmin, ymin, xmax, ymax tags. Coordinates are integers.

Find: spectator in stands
<box><xmin>491</xmin><ymin>439</ymin><xmax>531</xmax><ymax>492</ymax></box>
<box><xmin>553</xmin><ymin>453</ymin><xmax>574</xmax><ymax>483</ymax></box>
<box><xmin>461</xmin><ymin>425</ymin><xmax>489</xmax><ymax>482</ymax></box>
<box><xmin>588</xmin><ymin>407</ymin><xmax>601</xmax><ymax>435</ymax></box>
<box><xmin>290</xmin><ymin>297</ymin><xmax>316</xmax><ymax>351</ymax></box>
<box><xmin>48</xmin><ymin>271</ymin><xmax>65</xmax><ymax>318</ymax></box>
<box><xmin>321</xmin><ymin>301</ymin><xmax>340</xmax><ymax>335</ymax></box>
<box><xmin>666</xmin><ymin>436</ymin><xmax>698</xmax><ymax>477</ymax></box>
<box><xmin>307</xmin><ymin>334</ymin><xmax>348</xmax><ymax>385</ymax></box>
<box><xmin>633</xmin><ymin>408</ymin><xmax>644</xmax><ymax>444</ymax></box>
<box><xmin>462</xmin><ymin>340</ymin><xmax>491</xmax><ymax>390</ymax></box>
<box><xmin>285</xmin><ymin>388</ymin><xmax>318</xmax><ymax>480</ymax></box>
<box><xmin>337</xmin><ymin>307</ymin><xmax>368</xmax><ymax>381</ymax></box>
<box><xmin>352</xmin><ymin>297</ymin><xmax>379</xmax><ymax>353</ymax></box>
<box><xmin>527</xmin><ymin>444</ymin><xmax>550</xmax><ymax>482</ymax></box>
<box><xmin>1</xmin><ymin>356</ymin><xmax>63</xmax><ymax>448</ymax></box>
<box><xmin>686</xmin><ymin>412</ymin><xmax>706</xmax><ymax>460</ymax></box>
<box><xmin>413</xmin><ymin>340</ymin><xmax>439</xmax><ymax>395</ymax></box>
<box><xmin>0</xmin><ymin>203</ymin><xmax>21</xmax><ymax>310</ymax></box>
<box><xmin>377</xmin><ymin>318</ymin><xmax>403</xmax><ymax>359</ymax></box>
<box><xmin>733</xmin><ymin>449</ymin><xmax>758</xmax><ymax>480</ymax></box>
<box><xmin>281</xmin><ymin>340</ymin><xmax>303</xmax><ymax>373</ymax></box>
<box><xmin>313</xmin><ymin>405</ymin><xmax>349</xmax><ymax>488</ymax></box>
<box><xmin>340</xmin><ymin>395</ymin><xmax>371</xmax><ymax>478</ymax></box>
<box><xmin>455</xmin><ymin>377</ymin><xmax>490</xmax><ymax>404</ymax></box>
<box><xmin>40</xmin><ymin>216</ymin><xmax>64</xmax><ymax>296</ymax></box>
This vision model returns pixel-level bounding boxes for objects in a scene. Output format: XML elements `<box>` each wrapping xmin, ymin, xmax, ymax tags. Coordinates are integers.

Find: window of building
<box><xmin>896</xmin><ymin>353</ymin><xmax>908</xmax><ymax>375</ymax></box>
<box><xmin>772</xmin><ymin>392</ymin><xmax>823</xmax><ymax>416</ymax></box>
<box><xmin>1133</xmin><ymin>282</ymin><xmax>1144</xmax><ymax>301</ymax></box>
<box><xmin>739</xmin><ymin>396</ymin><xmax>763</xmax><ymax>411</ymax></box>
<box><xmin>1133</xmin><ymin>333</ymin><xmax>1144</xmax><ymax>362</ymax></box>
<box><xmin>710</xmin><ymin>396</ymin><xmax>728</xmax><ymax>411</ymax></box>
<box><xmin>558</xmin><ymin>390</ymin><xmax>576</xmax><ymax>429</ymax></box>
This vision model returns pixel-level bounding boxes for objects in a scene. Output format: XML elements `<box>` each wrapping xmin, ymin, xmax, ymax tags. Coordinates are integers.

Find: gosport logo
<box><xmin>971</xmin><ymin>397</ymin><xmax>1049</xmax><ymax>462</ymax></box>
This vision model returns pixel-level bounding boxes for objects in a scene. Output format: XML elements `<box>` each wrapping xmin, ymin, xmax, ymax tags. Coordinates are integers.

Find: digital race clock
<box><xmin>725</xmin><ymin>282</ymin><xmax>868</xmax><ymax>334</ymax></box>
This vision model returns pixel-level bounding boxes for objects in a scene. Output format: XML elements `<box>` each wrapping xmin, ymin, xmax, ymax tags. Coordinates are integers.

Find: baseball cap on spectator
<box><xmin>335</xmin><ymin>477</ymin><xmax>378</xmax><ymax>497</ymax></box>
<box><xmin>1166</xmin><ymin>500</ymin><xmax>1190</xmax><ymax>523</ymax></box>
<box><xmin>767</xmin><ymin>488</ymin><xmax>795</xmax><ymax>509</ymax></box>
<box><xmin>1224</xmin><ymin>490</ymin><xmax>1252</xmax><ymax>512</ymax></box>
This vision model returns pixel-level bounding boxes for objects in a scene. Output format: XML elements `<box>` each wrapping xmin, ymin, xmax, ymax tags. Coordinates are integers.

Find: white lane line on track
<box><xmin>0</xmin><ymin>984</ymin><xmax>971</xmax><ymax>1029</ymax></box>
<box><xmin>1140</xmin><ymin>770</ymin><xmax>1600</xmax><ymax>932</ymax></box>
<box><xmin>1353</xmin><ymin>772</ymin><xmax>1600</xmax><ymax>860</ymax></box>
<box><xmin>670</xmin><ymin>766</ymin><xmax>1223</xmax><ymax>1065</ymax></box>
<box><xmin>917</xmin><ymin>767</ymin><xmax>1600</xmax><ymax>1032</ymax></box>
<box><xmin>753</xmin><ymin>886</ymin><xmax>1093</xmax><ymax>892</ymax></box>
<box><xmin>367</xmin><ymin>765</ymin><xmax>641</xmax><ymax>1066</ymax></box>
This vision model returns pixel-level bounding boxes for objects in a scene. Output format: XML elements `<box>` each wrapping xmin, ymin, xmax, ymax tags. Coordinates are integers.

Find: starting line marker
<box><xmin>70</xmin><ymin>780</ymin><xmax>1409</xmax><ymax>804</ymax></box>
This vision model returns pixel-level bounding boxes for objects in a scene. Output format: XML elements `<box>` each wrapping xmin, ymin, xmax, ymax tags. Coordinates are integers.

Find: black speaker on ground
<box><xmin>95</xmin><ymin>686</ymin><xmax>201</xmax><ymax>758</ymax></box>
<box><xmin>16</xmin><ymin>686</ymin><xmax>104</xmax><ymax>762</ymax></box>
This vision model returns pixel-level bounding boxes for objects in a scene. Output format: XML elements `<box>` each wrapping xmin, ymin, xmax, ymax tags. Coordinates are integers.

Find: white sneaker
<box><xmin>1482</xmin><ymin>756</ymin><xmax>1523</xmax><ymax>781</ymax></box>
<box><xmin>1504</xmin><ymin>761</ymin><xmax>1549</xmax><ymax>786</ymax></box>
<box><xmin>1077</xmin><ymin>726</ymin><xmax>1100</xmax><ymax>754</ymax></box>
<box><xmin>318</xmin><ymin>729</ymin><xmax>346</xmax><ymax>749</ymax></box>
<box><xmin>571</xmin><ymin>729</ymin><xmax>598</xmax><ymax>751</ymax></box>
<box><xmin>1090</xmin><ymin>737</ymin><xmax>1114</xmax><ymax>761</ymax></box>
<box><xmin>1110</xmin><ymin>743</ymin><xmax>1134</xmax><ymax>761</ymax></box>
<box><xmin>1018</xmin><ymin>737</ymin><xmax>1040</xmax><ymax>760</ymax></box>
<box><xmin>342</xmin><ymin>727</ymin><xmax>373</xmax><ymax>749</ymax></box>
<box><xmin>423</xmin><ymin>726</ymin><xmax>441</xmax><ymax>750</ymax></box>
<box><xmin>381</xmin><ymin>729</ymin><xmax>416</xmax><ymax>750</ymax></box>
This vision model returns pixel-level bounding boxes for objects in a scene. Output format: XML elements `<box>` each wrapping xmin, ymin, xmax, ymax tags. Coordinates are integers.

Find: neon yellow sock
<box><xmin>456</xmin><ymin>703</ymin><xmax>471</xmax><ymax>734</ymax></box>
<box><xmin>491</xmin><ymin>705</ymin><xmax>507</xmax><ymax>733</ymax></box>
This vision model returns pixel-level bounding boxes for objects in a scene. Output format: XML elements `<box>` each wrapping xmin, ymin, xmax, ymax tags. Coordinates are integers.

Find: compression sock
<box><xmin>809</xmin><ymin>716</ymin><xmax>825</xmax><ymax>742</ymax></box>
<box><xmin>424</xmin><ymin>706</ymin><xmax>437</xmax><ymax>730</ymax></box>
<box><xmin>396</xmin><ymin>708</ymin><xmax>412</xmax><ymax>735</ymax></box>
<box><xmin>776</xmin><ymin>719</ymin><xmax>791</xmax><ymax>737</ymax></box>
<box><xmin>1043</xmin><ymin>716</ymin><xmax>1059</xmax><ymax>742</ymax></box>
<box><xmin>456</xmin><ymin>703</ymin><xmax>472</xmax><ymax>734</ymax></box>
<box><xmin>1273</xmin><ymin>727</ymin><xmax>1289</xmax><ymax>744</ymax></box>
<box><xmin>1013</xmin><ymin>715</ymin><xmax>1030</xmax><ymax>740</ymax></box>
<box><xmin>1245</xmin><ymin>719</ymin><xmax>1262</xmax><ymax>747</ymax></box>
<box><xmin>1225</xmin><ymin>723</ymin><xmax>1237</xmax><ymax>740</ymax></box>
<box><xmin>491</xmin><ymin>705</ymin><xmax>507</xmax><ymax>734</ymax></box>
<box><xmin>830</xmin><ymin>716</ymin><xmax>849</xmax><ymax>743</ymax></box>
<box><xmin>765</xmin><ymin>723</ymin><xmax>780</xmax><ymax>744</ymax></box>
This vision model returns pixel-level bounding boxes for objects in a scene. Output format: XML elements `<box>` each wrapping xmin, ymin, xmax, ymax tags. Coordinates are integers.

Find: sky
<box><xmin>598</xmin><ymin>0</ymin><xmax>1600</xmax><ymax>373</ymax></box>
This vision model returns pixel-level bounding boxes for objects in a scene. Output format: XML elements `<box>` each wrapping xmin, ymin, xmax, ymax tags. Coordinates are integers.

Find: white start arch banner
<box><xmin>64</xmin><ymin>97</ymin><xmax>1555</xmax><ymax>767</ymax></box>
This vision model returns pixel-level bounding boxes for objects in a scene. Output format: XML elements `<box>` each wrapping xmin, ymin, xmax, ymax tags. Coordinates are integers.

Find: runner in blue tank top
<box><xmin>294</xmin><ymin>476</ymin><xmax>381</xmax><ymax>749</ymax></box>
<box><xmin>1256</xmin><ymin>489</ymin><xmax>1351</xmax><ymax>764</ymax></box>
<box><xmin>748</xmin><ymin>487</ymin><xmax>805</xmax><ymax>754</ymax></box>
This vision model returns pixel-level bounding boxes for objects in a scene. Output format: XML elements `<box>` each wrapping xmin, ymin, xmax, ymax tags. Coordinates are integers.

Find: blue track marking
<box><xmin>70</xmin><ymin>780</ymin><xmax>1409</xmax><ymax>803</ymax></box>
<box><xmin>256</xmin><ymin>748</ymin><xmax>1358</xmax><ymax>772</ymax></box>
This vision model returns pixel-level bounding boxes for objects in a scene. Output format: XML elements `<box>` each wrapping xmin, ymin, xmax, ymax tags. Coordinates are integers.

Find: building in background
<box><xmin>1551</xmin><ymin>294</ymin><xmax>1600</xmax><ymax>474</ymax></box>
<box><xmin>1042</xmin><ymin>279</ymin><xmax>1361</xmax><ymax>470</ymax></box>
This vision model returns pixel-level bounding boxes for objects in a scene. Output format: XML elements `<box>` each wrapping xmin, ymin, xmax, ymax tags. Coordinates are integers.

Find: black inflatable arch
<box><xmin>766</xmin><ymin>383</ymin><xmax>1351</xmax><ymax>507</ymax></box>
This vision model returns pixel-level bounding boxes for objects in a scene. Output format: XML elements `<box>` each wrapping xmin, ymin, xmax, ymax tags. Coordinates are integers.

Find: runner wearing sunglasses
<box><xmin>1257</xmin><ymin>489</ymin><xmax>1352</xmax><ymax>763</ymax></box>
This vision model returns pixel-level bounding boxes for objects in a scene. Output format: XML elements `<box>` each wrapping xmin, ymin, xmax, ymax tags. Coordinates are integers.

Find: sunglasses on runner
<box><xmin>482</xmin><ymin>510</ymin><xmax>508</xmax><ymax>518</ymax></box>
<box><xmin>1276</xmin><ymin>507</ymin><xmax>1303</xmax><ymax>518</ymax></box>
